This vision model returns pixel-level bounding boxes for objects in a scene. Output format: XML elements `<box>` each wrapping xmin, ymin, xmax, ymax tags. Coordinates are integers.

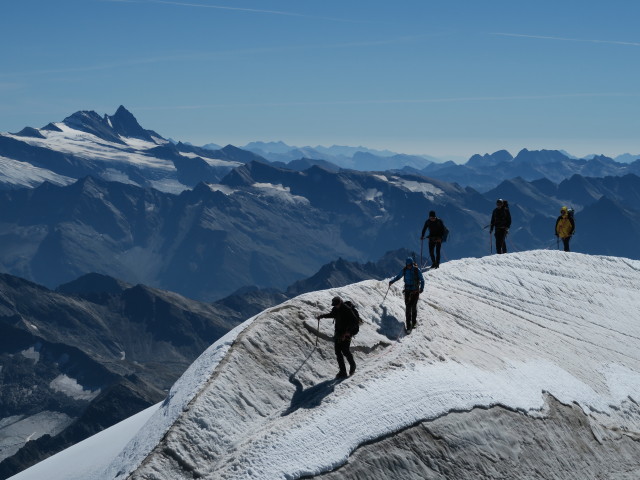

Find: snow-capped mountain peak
<box><xmin>15</xmin><ymin>250</ymin><xmax>640</xmax><ymax>480</ymax></box>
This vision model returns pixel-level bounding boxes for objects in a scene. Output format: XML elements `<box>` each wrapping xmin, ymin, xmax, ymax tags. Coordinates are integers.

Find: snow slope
<box><xmin>11</xmin><ymin>250</ymin><xmax>640</xmax><ymax>479</ymax></box>
<box><xmin>1</xmin><ymin>123</ymin><xmax>242</xmax><ymax>194</ymax></box>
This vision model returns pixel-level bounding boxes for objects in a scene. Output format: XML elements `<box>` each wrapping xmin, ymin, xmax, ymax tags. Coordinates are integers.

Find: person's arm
<box><xmin>555</xmin><ymin>216</ymin><xmax>561</xmax><ymax>236</ymax></box>
<box><xmin>506</xmin><ymin>210</ymin><xmax>512</xmax><ymax>229</ymax></box>
<box><xmin>418</xmin><ymin>269</ymin><xmax>425</xmax><ymax>293</ymax></box>
<box><xmin>317</xmin><ymin>307</ymin><xmax>338</xmax><ymax>320</ymax></box>
<box><xmin>569</xmin><ymin>217</ymin><xmax>575</xmax><ymax>235</ymax></box>
<box><xmin>490</xmin><ymin>210</ymin><xmax>496</xmax><ymax>232</ymax></box>
<box><xmin>389</xmin><ymin>269</ymin><xmax>403</xmax><ymax>285</ymax></box>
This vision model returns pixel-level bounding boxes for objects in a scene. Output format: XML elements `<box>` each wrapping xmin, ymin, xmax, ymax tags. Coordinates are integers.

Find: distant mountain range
<box><xmin>238</xmin><ymin>141</ymin><xmax>439</xmax><ymax>171</ymax></box>
<box><xmin>2</xmin><ymin>106</ymin><xmax>639</xmax><ymax>194</ymax></box>
<box><xmin>2</xmin><ymin>162</ymin><xmax>640</xmax><ymax>302</ymax></box>
<box><xmin>0</xmin><ymin>272</ymin><xmax>239</xmax><ymax>478</ymax></box>
<box><xmin>2</xmin><ymin>106</ymin><xmax>640</xmax><ymax>301</ymax></box>
<box><xmin>0</xmin><ymin>106</ymin><xmax>261</xmax><ymax>194</ymax></box>
<box><xmin>413</xmin><ymin>149</ymin><xmax>640</xmax><ymax>192</ymax></box>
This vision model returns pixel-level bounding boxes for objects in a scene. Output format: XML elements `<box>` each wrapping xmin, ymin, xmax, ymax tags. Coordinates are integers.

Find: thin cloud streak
<box><xmin>103</xmin><ymin>0</ymin><xmax>359</xmax><ymax>23</ymax></box>
<box><xmin>0</xmin><ymin>36</ymin><xmax>427</xmax><ymax>78</ymax></box>
<box><xmin>491</xmin><ymin>32</ymin><xmax>640</xmax><ymax>47</ymax></box>
<box><xmin>134</xmin><ymin>92</ymin><xmax>640</xmax><ymax>111</ymax></box>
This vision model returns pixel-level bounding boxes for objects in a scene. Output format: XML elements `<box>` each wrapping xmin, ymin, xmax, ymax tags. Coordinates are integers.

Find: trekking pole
<box><xmin>381</xmin><ymin>284</ymin><xmax>391</xmax><ymax>305</ymax></box>
<box><xmin>315</xmin><ymin>317</ymin><xmax>320</xmax><ymax>346</ymax></box>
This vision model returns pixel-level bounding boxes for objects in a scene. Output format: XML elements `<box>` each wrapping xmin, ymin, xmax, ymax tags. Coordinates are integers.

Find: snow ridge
<box><xmin>12</xmin><ymin>251</ymin><xmax>640</xmax><ymax>480</ymax></box>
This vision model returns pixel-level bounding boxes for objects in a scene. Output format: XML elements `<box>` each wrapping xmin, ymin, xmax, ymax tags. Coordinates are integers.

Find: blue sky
<box><xmin>2</xmin><ymin>0</ymin><xmax>639</xmax><ymax>160</ymax></box>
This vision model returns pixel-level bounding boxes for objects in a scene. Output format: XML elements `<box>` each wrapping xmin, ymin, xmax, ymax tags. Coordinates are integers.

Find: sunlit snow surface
<box><xmin>0</xmin><ymin>156</ymin><xmax>74</xmax><ymax>188</ymax></box>
<box><xmin>2</xmin><ymin>126</ymin><xmax>242</xmax><ymax>194</ymax></box>
<box><xmin>12</xmin><ymin>251</ymin><xmax>640</xmax><ymax>479</ymax></box>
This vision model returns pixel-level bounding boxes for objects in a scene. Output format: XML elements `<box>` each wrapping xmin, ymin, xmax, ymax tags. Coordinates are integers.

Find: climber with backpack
<box><xmin>316</xmin><ymin>296</ymin><xmax>360</xmax><ymax>378</ymax></box>
<box><xmin>555</xmin><ymin>206</ymin><xmax>575</xmax><ymax>252</ymax></box>
<box><xmin>490</xmin><ymin>199</ymin><xmax>511</xmax><ymax>254</ymax></box>
<box><xmin>388</xmin><ymin>256</ymin><xmax>425</xmax><ymax>333</ymax></box>
<box><xmin>420</xmin><ymin>210</ymin><xmax>448</xmax><ymax>269</ymax></box>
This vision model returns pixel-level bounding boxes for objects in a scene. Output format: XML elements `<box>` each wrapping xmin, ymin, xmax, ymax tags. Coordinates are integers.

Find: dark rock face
<box><xmin>62</xmin><ymin>110</ymin><xmax>126</xmax><ymax>145</ymax></box>
<box><xmin>12</xmin><ymin>127</ymin><xmax>45</xmax><ymax>139</ymax></box>
<box><xmin>0</xmin><ymin>165</ymin><xmax>488</xmax><ymax>300</ymax></box>
<box><xmin>0</xmin><ymin>272</ymin><xmax>239</xmax><ymax>478</ymax></box>
<box><xmin>3</xmin><ymin>162</ymin><xmax>640</xmax><ymax>302</ymax></box>
<box><xmin>108</xmin><ymin>105</ymin><xmax>155</xmax><ymax>142</ymax></box>
<box><xmin>315</xmin><ymin>397</ymin><xmax>640</xmax><ymax>480</ymax></box>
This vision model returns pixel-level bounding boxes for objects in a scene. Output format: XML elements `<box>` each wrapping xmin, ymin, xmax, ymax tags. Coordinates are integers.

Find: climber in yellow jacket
<box><xmin>555</xmin><ymin>206</ymin><xmax>575</xmax><ymax>252</ymax></box>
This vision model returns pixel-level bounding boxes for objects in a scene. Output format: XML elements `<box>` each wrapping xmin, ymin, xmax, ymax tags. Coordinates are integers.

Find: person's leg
<box><xmin>563</xmin><ymin>237</ymin><xmax>570</xmax><ymax>252</ymax></box>
<box><xmin>404</xmin><ymin>293</ymin><xmax>413</xmax><ymax>329</ymax></box>
<box><xmin>428</xmin><ymin>241</ymin><xmax>436</xmax><ymax>266</ymax></box>
<box><xmin>435</xmin><ymin>241</ymin><xmax>441</xmax><ymax>267</ymax></box>
<box><xmin>340</xmin><ymin>338</ymin><xmax>356</xmax><ymax>375</ymax></box>
<box><xmin>494</xmin><ymin>232</ymin><xmax>503</xmax><ymax>254</ymax></box>
<box><xmin>409</xmin><ymin>293</ymin><xmax>419</xmax><ymax>327</ymax></box>
<box><xmin>497</xmin><ymin>230</ymin><xmax>507</xmax><ymax>253</ymax></box>
<box><xmin>334</xmin><ymin>340</ymin><xmax>347</xmax><ymax>375</ymax></box>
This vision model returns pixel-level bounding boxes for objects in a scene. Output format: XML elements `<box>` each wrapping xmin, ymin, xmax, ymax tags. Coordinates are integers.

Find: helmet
<box><xmin>405</xmin><ymin>256</ymin><xmax>414</xmax><ymax>265</ymax></box>
<box><xmin>561</xmin><ymin>206</ymin><xmax>568</xmax><ymax>212</ymax></box>
<box><xmin>496</xmin><ymin>198</ymin><xmax>504</xmax><ymax>205</ymax></box>
<box><xmin>331</xmin><ymin>296</ymin><xmax>342</xmax><ymax>306</ymax></box>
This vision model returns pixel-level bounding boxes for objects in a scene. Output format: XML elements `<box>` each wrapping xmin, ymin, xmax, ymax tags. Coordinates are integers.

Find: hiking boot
<box><xmin>336</xmin><ymin>370</ymin><xmax>348</xmax><ymax>379</ymax></box>
<box><xmin>349</xmin><ymin>364</ymin><xmax>356</xmax><ymax>376</ymax></box>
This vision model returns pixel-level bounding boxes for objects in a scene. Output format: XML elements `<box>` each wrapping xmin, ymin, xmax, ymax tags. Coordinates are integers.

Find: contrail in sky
<box><xmin>103</xmin><ymin>0</ymin><xmax>358</xmax><ymax>22</ymax></box>
<box><xmin>0</xmin><ymin>36</ymin><xmax>427</xmax><ymax>78</ymax></box>
<box><xmin>491</xmin><ymin>32</ymin><xmax>640</xmax><ymax>47</ymax></box>
<box><xmin>134</xmin><ymin>92</ymin><xmax>640</xmax><ymax>110</ymax></box>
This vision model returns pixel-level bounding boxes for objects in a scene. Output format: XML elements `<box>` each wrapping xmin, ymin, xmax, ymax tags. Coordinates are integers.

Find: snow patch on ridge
<box><xmin>252</xmin><ymin>182</ymin><xmax>310</xmax><ymax>205</ymax></box>
<box><xmin>49</xmin><ymin>375</ymin><xmax>101</xmax><ymax>401</ymax></box>
<box><xmin>385</xmin><ymin>175</ymin><xmax>444</xmax><ymax>199</ymax></box>
<box><xmin>0</xmin><ymin>155</ymin><xmax>74</xmax><ymax>188</ymax></box>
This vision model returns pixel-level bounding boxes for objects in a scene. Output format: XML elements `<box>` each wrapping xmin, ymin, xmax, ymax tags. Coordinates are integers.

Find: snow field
<box><xmin>127</xmin><ymin>250</ymin><xmax>640</xmax><ymax>479</ymax></box>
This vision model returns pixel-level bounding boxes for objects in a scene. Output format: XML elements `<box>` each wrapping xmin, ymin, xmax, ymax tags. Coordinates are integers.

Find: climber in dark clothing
<box><xmin>389</xmin><ymin>257</ymin><xmax>425</xmax><ymax>332</ymax></box>
<box><xmin>316</xmin><ymin>296</ymin><xmax>357</xmax><ymax>378</ymax></box>
<box><xmin>421</xmin><ymin>210</ymin><xmax>447</xmax><ymax>268</ymax></box>
<box><xmin>490</xmin><ymin>199</ymin><xmax>511</xmax><ymax>254</ymax></box>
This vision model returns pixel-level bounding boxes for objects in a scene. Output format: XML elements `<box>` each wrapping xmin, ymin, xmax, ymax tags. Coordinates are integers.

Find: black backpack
<box><xmin>343</xmin><ymin>300</ymin><xmax>362</xmax><ymax>336</ymax></box>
